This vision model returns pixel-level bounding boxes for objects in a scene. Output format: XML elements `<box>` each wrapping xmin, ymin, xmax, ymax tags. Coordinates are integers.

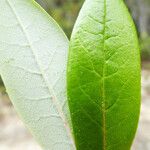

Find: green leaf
<box><xmin>67</xmin><ymin>0</ymin><xmax>141</xmax><ymax>150</ymax></box>
<box><xmin>0</xmin><ymin>0</ymin><xmax>75</xmax><ymax>149</ymax></box>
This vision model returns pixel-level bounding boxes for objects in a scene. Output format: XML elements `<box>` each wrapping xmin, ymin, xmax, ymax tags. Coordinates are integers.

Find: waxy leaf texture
<box><xmin>0</xmin><ymin>0</ymin><xmax>75</xmax><ymax>149</ymax></box>
<box><xmin>67</xmin><ymin>0</ymin><xmax>141</xmax><ymax>150</ymax></box>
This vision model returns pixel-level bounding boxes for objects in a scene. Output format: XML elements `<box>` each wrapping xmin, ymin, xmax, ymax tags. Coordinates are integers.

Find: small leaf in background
<box><xmin>0</xmin><ymin>0</ymin><xmax>75</xmax><ymax>149</ymax></box>
<box><xmin>67</xmin><ymin>0</ymin><xmax>141</xmax><ymax>150</ymax></box>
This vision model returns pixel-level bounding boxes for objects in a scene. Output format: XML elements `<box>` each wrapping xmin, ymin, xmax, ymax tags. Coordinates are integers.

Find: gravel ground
<box><xmin>0</xmin><ymin>70</ymin><xmax>150</xmax><ymax>150</ymax></box>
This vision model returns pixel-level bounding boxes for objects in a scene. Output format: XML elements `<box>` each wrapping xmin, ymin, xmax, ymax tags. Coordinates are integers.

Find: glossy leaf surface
<box><xmin>0</xmin><ymin>0</ymin><xmax>75</xmax><ymax>149</ymax></box>
<box><xmin>67</xmin><ymin>0</ymin><xmax>141</xmax><ymax>150</ymax></box>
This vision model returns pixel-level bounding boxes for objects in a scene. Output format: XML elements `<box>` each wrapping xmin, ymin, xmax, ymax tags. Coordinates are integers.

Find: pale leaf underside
<box><xmin>0</xmin><ymin>0</ymin><xmax>75</xmax><ymax>149</ymax></box>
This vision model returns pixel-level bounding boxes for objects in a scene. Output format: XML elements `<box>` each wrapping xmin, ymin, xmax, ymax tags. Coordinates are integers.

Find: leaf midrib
<box><xmin>6</xmin><ymin>0</ymin><xmax>75</xmax><ymax>147</ymax></box>
<box><xmin>102</xmin><ymin>0</ymin><xmax>107</xmax><ymax>150</ymax></box>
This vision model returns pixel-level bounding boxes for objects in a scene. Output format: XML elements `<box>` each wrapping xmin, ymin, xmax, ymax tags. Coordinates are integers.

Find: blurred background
<box><xmin>0</xmin><ymin>0</ymin><xmax>150</xmax><ymax>149</ymax></box>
